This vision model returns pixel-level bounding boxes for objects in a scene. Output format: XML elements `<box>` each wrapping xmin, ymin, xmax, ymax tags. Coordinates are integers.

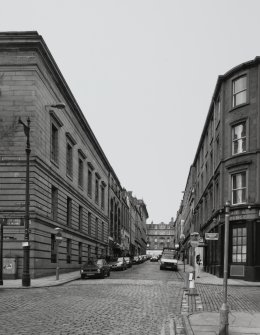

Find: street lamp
<box><xmin>54</xmin><ymin>227</ymin><xmax>63</xmax><ymax>280</ymax></box>
<box><xmin>18</xmin><ymin>116</ymin><xmax>31</xmax><ymax>287</ymax></box>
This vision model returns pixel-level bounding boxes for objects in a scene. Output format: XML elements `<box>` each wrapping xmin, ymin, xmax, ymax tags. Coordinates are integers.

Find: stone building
<box><xmin>0</xmin><ymin>31</ymin><xmax>148</xmax><ymax>278</ymax></box>
<box><xmin>176</xmin><ymin>57</ymin><xmax>260</xmax><ymax>281</ymax></box>
<box><xmin>146</xmin><ymin>218</ymin><xmax>175</xmax><ymax>255</ymax></box>
<box><xmin>127</xmin><ymin>192</ymin><xmax>149</xmax><ymax>256</ymax></box>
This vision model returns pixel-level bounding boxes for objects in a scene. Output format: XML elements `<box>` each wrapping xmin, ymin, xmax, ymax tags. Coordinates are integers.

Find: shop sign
<box><xmin>0</xmin><ymin>218</ymin><xmax>24</xmax><ymax>226</ymax></box>
<box><xmin>205</xmin><ymin>233</ymin><xmax>219</xmax><ymax>240</ymax></box>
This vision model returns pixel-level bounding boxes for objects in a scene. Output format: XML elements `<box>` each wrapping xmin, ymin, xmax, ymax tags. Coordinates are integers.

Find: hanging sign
<box><xmin>205</xmin><ymin>233</ymin><xmax>219</xmax><ymax>240</ymax></box>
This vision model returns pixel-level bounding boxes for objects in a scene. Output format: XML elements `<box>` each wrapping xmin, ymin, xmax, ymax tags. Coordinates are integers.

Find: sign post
<box><xmin>219</xmin><ymin>201</ymin><xmax>230</xmax><ymax>335</ymax></box>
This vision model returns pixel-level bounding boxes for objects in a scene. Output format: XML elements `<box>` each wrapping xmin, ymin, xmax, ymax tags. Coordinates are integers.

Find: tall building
<box><xmin>176</xmin><ymin>57</ymin><xmax>260</xmax><ymax>281</ymax></box>
<box><xmin>0</xmin><ymin>31</ymin><xmax>148</xmax><ymax>278</ymax></box>
<box><xmin>146</xmin><ymin>218</ymin><xmax>175</xmax><ymax>254</ymax></box>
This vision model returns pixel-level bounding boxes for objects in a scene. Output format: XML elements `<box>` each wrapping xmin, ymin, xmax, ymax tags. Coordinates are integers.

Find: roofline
<box><xmin>0</xmin><ymin>31</ymin><xmax>122</xmax><ymax>186</ymax></box>
<box><xmin>192</xmin><ymin>56</ymin><xmax>260</xmax><ymax>165</ymax></box>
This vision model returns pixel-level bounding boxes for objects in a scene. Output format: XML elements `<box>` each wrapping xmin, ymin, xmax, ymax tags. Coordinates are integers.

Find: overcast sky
<box><xmin>1</xmin><ymin>0</ymin><xmax>260</xmax><ymax>224</ymax></box>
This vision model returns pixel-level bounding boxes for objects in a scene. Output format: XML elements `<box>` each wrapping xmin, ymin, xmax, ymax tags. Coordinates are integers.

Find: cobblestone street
<box><xmin>1</xmin><ymin>261</ymin><xmax>260</xmax><ymax>335</ymax></box>
<box><xmin>0</xmin><ymin>262</ymin><xmax>185</xmax><ymax>335</ymax></box>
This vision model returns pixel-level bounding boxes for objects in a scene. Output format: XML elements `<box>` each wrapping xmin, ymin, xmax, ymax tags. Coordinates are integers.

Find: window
<box><xmin>95</xmin><ymin>178</ymin><xmax>99</xmax><ymax>204</ymax></box>
<box><xmin>51</xmin><ymin>234</ymin><xmax>56</xmax><ymax>263</ymax></box>
<box><xmin>101</xmin><ymin>183</ymin><xmax>105</xmax><ymax>209</ymax></box>
<box><xmin>51</xmin><ymin>186</ymin><xmax>58</xmax><ymax>221</ymax></box>
<box><xmin>232</xmin><ymin>172</ymin><xmax>246</xmax><ymax>205</ymax></box>
<box><xmin>66</xmin><ymin>142</ymin><xmax>73</xmax><ymax>177</ymax></box>
<box><xmin>67</xmin><ymin>239</ymin><xmax>71</xmax><ymax>263</ymax></box>
<box><xmin>88</xmin><ymin>212</ymin><xmax>92</xmax><ymax>236</ymax></box>
<box><xmin>88</xmin><ymin>169</ymin><xmax>92</xmax><ymax>197</ymax></box>
<box><xmin>51</xmin><ymin>123</ymin><xmax>59</xmax><ymax>163</ymax></box>
<box><xmin>232</xmin><ymin>227</ymin><xmax>247</xmax><ymax>263</ymax></box>
<box><xmin>232</xmin><ymin>122</ymin><xmax>246</xmax><ymax>155</ymax></box>
<box><xmin>88</xmin><ymin>245</ymin><xmax>91</xmax><ymax>260</ymax></box>
<box><xmin>78</xmin><ymin>205</ymin><xmax>83</xmax><ymax>231</ymax></box>
<box><xmin>67</xmin><ymin>197</ymin><xmax>72</xmax><ymax>227</ymax></box>
<box><xmin>95</xmin><ymin>217</ymin><xmax>98</xmax><ymax>238</ymax></box>
<box><xmin>232</xmin><ymin>75</ymin><xmax>247</xmax><ymax>107</ymax></box>
<box><xmin>78</xmin><ymin>242</ymin><xmax>82</xmax><ymax>264</ymax></box>
<box><xmin>101</xmin><ymin>222</ymin><xmax>104</xmax><ymax>241</ymax></box>
<box><xmin>78</xmin><ymin>157</ymin><xmax>84</xmax><ymax>188</ymax></box>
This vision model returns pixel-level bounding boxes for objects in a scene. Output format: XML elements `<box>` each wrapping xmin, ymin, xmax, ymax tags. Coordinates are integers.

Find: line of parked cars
<box><xmin>80</xmin><ymin>255</ymin><xmax>149</xmax><ymax>279</ymax></box>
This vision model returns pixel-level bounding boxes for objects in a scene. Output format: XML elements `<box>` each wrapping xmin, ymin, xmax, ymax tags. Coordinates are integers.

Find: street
<box><xmin>1</xmin><ymin>261</ymin><xmax>260</xmax><ymax>335</ymax></box>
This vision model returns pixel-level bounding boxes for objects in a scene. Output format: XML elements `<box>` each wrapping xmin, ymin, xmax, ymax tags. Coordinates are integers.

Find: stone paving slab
<box><xmin>188</xmin><ymin>312</ymin><xmax>260</xmax><ymax>335</ymax></box>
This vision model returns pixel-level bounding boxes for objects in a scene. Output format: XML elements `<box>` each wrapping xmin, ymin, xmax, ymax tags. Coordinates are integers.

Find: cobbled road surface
<box><xmin>1</xmin><ymin>261</ymin><xmax>184</xmax><ymax>335</ymax></box>
<box><xmin>1</xmin><ymin>261</ymin><xmax>259</xmax><ymax>335</ymax></box>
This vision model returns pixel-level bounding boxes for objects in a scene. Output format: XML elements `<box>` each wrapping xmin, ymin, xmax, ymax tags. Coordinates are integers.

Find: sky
<box><xmin>1</xmin><ymin>0</ymin><xmax>260</xmax><ymax>224</ymax></box>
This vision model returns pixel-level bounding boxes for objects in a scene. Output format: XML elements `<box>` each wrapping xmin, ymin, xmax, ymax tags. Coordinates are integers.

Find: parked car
<box><xmin>150</xmin><ymin>255</ymin><xmax>158</xmax><ymax>262</ymax></box>
<box><xmin>110</xmin><ymin>257</ymin><xmax>127</xmax><ymax>271</ymax></box>
<box><xmin>80</xmin><ymin>258</ymin><xmax>110</xmax><ymax>279</ymax></box>
<box><xmin>124</xmin><ymin>257</ymin><xmax>132</xmax><ymax>268</ymax></box>
<box><xmin>132</xmin><ymin>256</ymin><xmax>141</xmax><ymax>264</ymax></box>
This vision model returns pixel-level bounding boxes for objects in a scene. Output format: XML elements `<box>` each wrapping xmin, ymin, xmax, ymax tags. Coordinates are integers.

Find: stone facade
<box><xmin>176</xmin><ymin>57</ymin><xmax>260</xmax><ymax>281</ymax></box>
<box><xmin>146</xmin><ymin>219</ymin><xmax>175</xmax><ymax>254</ymax></box>
<box><xmin>0</xmin><ymin>31</ymin><xmax>148</xmax><ymax>278</ymax></box>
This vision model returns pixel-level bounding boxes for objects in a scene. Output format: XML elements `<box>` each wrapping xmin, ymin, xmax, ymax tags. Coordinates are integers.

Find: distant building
<box><xmin>146</xmin><ymin>218</ymin><xmax>175</xmax><ymax>254</ymax></box>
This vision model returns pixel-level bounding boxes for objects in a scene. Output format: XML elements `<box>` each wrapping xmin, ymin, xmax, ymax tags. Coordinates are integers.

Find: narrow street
<box><xmin>1</xmin><ymin>261</ymin><xmax>260</xmax><ymax>335</ymax></box>
<box><xmin>1</xmin><ymin>261</ymin><xmax>184</xmax><ymax>335</ymax></box>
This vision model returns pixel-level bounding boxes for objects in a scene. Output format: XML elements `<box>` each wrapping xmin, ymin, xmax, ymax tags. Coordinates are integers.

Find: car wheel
<box><xmin>107</xmin><ymin>271</ymin><xmax>110</xmax><ymax>277</ymax></box>
<box><xmin>81</xmin><ymin>274</ymin><xmax>86</xmax><ymax>279</ymax></box>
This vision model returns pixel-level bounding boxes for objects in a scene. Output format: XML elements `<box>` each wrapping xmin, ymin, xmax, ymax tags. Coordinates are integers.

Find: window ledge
<box><xmin>229</xmin><ymin>102</ymin><xmax>249</xmax><ymax>113</ymax></box>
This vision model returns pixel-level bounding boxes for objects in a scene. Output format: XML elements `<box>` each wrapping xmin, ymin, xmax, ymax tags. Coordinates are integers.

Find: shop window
<box><xmin>232</xmin><ymin>227</ymin><xmax>247</xmax><ymax>263</ymax></box>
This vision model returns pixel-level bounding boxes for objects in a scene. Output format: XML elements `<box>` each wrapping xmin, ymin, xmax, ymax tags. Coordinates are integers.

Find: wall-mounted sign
<box><xmin>0</xmin><ymin>218</ymin><xmax>24</xmax><ymax>226</ymax></box>
<box><xmin>205</xmin><ymin>233</ymin><xmax>219</xmax><ymax>240</ymax></box>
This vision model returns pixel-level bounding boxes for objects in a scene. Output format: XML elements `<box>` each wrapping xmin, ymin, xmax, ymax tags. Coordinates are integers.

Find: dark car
<box><xmin>80</xmin><ymin>258</ymin><xmax>110</xmax><ymax>279</ymax></box>
<box><xmin>110</xmin><ymin>257</ymin><xmax>127</xmax><ymax>271</ymax></box>
<box><xmin>132</xmin><ymin>256</ymin><xmax>141</xmax><ymax>264</ymax></box>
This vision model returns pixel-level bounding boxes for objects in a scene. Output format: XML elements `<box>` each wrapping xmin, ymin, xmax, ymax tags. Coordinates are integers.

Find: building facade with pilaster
<box><xmin>0</xmin><ymin>31</ymin><xmax>148</xmax><ymax>278</ymax></box>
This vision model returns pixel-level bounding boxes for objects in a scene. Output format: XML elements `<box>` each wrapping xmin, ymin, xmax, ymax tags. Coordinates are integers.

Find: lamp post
<box><xmin>55</xmin><ymin>228</ymin><xmax>63</xmax><ymax>280</ymax></box>
<box><xmin>18</xmin><ymin>116</ymin><xmax>31</xmax><ymax>287</ymax></box>
<box><xmin>219</xmin><ymin>201</ymin><xmax>231</xmax><ymax>335</ymax></box>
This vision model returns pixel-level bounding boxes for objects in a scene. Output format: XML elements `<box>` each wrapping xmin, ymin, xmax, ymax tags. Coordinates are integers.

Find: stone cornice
<box><xmin>0</xmin><ymin>31</ymin><xmax>122</xmax><ymax>185</ymax></box>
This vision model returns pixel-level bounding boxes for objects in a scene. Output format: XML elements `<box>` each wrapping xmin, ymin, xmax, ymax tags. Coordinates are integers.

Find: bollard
<box><xmin>184</xmin><ymin>272</ymin><xmax>189</xmax><ymax>290</ymax></box>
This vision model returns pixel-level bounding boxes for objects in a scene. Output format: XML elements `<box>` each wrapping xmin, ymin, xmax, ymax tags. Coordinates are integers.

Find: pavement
<box><xmin>1</xmin><ymin>264</ymin><xmax>260</xmax><ymax>335</ymax></box>
<box><xmin>0</xmin><ymin>270</ymin><xmax>81</xmax><ymax>289</ymax></box>
<box><xmin>179</xmin><ymin>262</ymin><xmax>260</xmax><ymax>335</ymax></box>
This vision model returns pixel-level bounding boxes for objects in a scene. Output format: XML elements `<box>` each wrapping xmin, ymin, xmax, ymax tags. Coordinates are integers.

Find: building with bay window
<box><xmin>176</xmin><ymin>57</ymin><xmax>260</xmax><ymax>281</ymax></box>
